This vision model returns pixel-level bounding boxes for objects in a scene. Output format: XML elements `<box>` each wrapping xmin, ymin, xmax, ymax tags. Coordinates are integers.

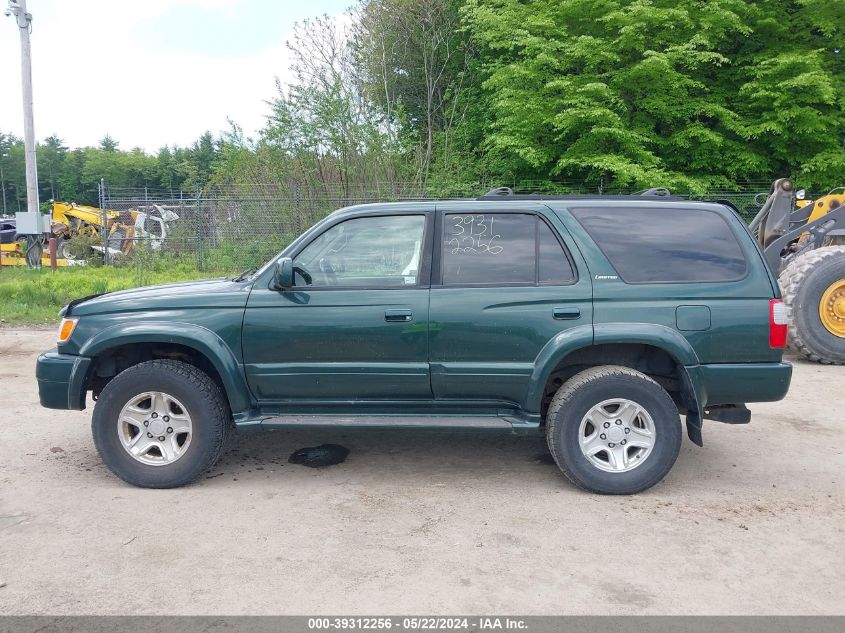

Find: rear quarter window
<box><xmin>569</xmin><ymin>206</ymin><xmax>748</xmax><ymax>283</ymax></box>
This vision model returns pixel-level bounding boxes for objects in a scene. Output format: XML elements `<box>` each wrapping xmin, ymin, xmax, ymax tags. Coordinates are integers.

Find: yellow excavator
<box><xmin>0</xmin><ymin>201</ymin><xmax>178</xmax><ymax>266</ymax></box>
<box><xmin>752</xmin><ymin>180</ymin><xmax>845</xmax><ymax>363</ymax></box>
<box><xmin>1</xmin><ymin>202</ymin><xmax>121</xmax><ymax>266</ymax></box>
<box><xmin>51</xmin><ymin>202</ymin><xmax>117</xmax><ymax>257</ymax></box>
<box><xmin>52</xmin><ymin>201</ymin><xmax>178</xmax><ymax>259</ymax></box>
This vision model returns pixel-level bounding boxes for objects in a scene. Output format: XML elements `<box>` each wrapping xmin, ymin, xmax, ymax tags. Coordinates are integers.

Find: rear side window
<box><xmin>569</xmin><ymin>206</ymin><xmax>747</xmax><ymax>283</ymax></box>
<box><xmin>538</xmin><ymin>220</ymin><xmax>575</xmax><ymax>284</ymax></box>
<box><xmin>441</xmin><ymin>213</ymin><xmax>575</xmax><ymax>285</ymax></box>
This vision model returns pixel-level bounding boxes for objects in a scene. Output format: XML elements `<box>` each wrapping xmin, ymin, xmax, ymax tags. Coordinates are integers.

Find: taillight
<box><xmin>769</xmin><ymin>299</ymin><xmax>788</xmax><ymax>348</ymax></box>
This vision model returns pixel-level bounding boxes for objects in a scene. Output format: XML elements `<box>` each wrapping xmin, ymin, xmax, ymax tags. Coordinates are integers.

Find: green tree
<box><xmin>99</xmin><ymin>135</ymin><xmax>119</xmax><ymax>152</ymax></box>
<box><xmin>37</xmin><ymin>135</ymin><xmax>67</xmax><ymax>200</ymax></box>
<box><xmin>264</xmin><ymin>15</ymin><xmax>404</xmax><ymax>200</ymax></box>
<box><xmin>0</xmin><ymin>133</ymin><xmax>22</xmax><ymax>215</ymax></box>
<box><xmin>352</xmin><ymin>0</ymin><xmax>476</xmax><ymax>185</ymax></box>
<box><xmin>460</xmin><ymin>0</ymin><xmax>761</xmax><ymax>190</ymax></box>
<box><xmin>454</xmin><ymin>0</ymin><xmax>845</xmax><ymax>191</ymax></box>
<box><xmin>733</xmin><ymin>0</ymin><xmax>845</xmax><ymax>189</ymax></box>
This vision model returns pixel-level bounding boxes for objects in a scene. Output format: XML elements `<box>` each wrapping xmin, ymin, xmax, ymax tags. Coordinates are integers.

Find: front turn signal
<box><xmin>57</xmin><ymin>317</ymin><xmax>79</xmax><ymax>344</ymax></box>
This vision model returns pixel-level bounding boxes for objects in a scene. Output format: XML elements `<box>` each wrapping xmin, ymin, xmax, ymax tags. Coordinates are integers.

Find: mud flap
<box><xmin>685</xmin><ymin>409</ymin><xmax>703</xmax><ymax>446</ymax></box>
<box><xmin>680</xmin><ymin>365</ymin><xmax>704</xmax><ymax>447</ymax></box>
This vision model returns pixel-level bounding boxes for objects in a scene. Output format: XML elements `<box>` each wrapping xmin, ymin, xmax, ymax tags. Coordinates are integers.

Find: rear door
<box><xmin>428</xmin><ymin>203</ymin><xmax>593</xmax><ymax>405</ymax></box>
<box><xmin>562</xmin><ymin>203</ymin><xmax>778</xmax><ymax>363</ymax></box>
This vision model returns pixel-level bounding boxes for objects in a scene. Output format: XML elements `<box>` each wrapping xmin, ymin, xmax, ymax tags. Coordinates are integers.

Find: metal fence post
<box><xmin>196</xmin><ymin>187</ymin><xmax>204</xmax><ymax>271</ymax></box>
<box><xmin>294</xmin><ymin>185</ymin><xmax>302</xmax><ymax>236</ymax></box>
<box><xmin>99</xmin><ymin>178</ymin><xmax>109</xmax><ymax>265</ymax></box>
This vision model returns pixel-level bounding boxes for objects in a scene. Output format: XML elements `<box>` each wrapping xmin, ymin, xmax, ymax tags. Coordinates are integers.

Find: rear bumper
<box><xmin>36</xmin><ymin>349</ymin><xmax>91</xmax><ymax>410</ymax></box>
<box><xmin>691</xmin><ymin>361</ymin><xmax>792</xmax><ymax>408</ymax></box>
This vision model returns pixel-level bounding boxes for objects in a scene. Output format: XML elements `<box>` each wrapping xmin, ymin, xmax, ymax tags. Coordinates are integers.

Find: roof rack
<box><xmin>476</xmin><ymin>186</ymin><xmax>685</xmax><ymax>201</ymax></box>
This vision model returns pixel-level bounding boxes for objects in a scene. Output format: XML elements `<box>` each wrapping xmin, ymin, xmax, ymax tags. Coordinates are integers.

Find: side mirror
<box><xmin>273</xmin><ymin>257</ymin><xmax>294</xmax><ymax>290</ymax></box>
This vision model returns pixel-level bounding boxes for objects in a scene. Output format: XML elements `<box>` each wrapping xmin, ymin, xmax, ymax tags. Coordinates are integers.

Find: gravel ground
<box><xmin>0</xmin><ymin>327</ymin><xmax>843</xmax><ymax>615</ymax></box>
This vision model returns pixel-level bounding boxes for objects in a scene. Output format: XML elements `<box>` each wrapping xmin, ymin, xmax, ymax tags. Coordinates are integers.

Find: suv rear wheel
<box><xmin>545</xmin><ymin>366</ymin><xmax>682</xmax><ymax>494</ymax></box>
<box><xmin>92</xmin><ymin>359</ymin><xmax>229</xmax><ymax>488</ymax></box>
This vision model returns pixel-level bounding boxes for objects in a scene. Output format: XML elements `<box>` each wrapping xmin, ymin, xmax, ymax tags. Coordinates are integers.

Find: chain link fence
<box><xmin>91</xmin><ymin>179</ymin><xmax>781</xmax><ymax>278</ymax></box>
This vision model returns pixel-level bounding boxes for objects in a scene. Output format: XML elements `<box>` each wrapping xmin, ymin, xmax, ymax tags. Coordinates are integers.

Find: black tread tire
<box><xmin>92</xmin><ymin>360</ymin><xmax>230</xmax><ymax>488</ymax></box>
<box><xmin>545</xmin><ymin>365</ymin><xmax>682</xmax><ymax>495</ymax></box>
<box><xmin>778</xmin><ymin>245</ymin><xmax>845</xmax><ymax>364</ymax></box>
<box><xmin>55</xmin><ymin>237</ymin><xmax>74</xmax><ymax>260</ymax></box>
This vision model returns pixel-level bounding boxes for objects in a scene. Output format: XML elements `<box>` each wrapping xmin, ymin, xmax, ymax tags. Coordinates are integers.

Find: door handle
<box><xmin>553</xmin><ymin>307</ymin><xmax>581</xmax><ymax>320</ymax></box>
<box><xmin>385</xmin><ymin>309</ymin><xmax>413</xmax><ymax>322</ymax></box>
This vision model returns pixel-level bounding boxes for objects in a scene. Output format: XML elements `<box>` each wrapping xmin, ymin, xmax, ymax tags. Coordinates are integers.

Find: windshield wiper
<box><xmin>232</xmin><ymin>267</ymin><xmax>258</xmax><ymax>282</ymax></box>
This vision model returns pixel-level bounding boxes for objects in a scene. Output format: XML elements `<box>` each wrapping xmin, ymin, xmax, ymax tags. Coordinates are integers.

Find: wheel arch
<box><xmin>526</xmin><ymin>323</ymin><xmax>703</xmax><ymax>445</ymax></box>
<box><xmin>78</xmin><ymin>322</ymin><xmax>252</xmax><ymax>417</ymax></box>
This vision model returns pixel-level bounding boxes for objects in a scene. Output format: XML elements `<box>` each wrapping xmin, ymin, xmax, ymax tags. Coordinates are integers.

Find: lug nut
<box><xmin>147</xmin><ymin>432</ymin><xmax>153</xmax><ymax>438</ymax></box>
<box><xmin>151</xmin><ymin>413</ymin><xmax>158</xmax><ymax>418</ymax></box>
<box><xmin>143</xmin><ymin>420</ymin><xmax>149</xmax><ymax>427</ymax></box>
<box><xmin>624</xmin><ymin>428</ymin><xmax>630</xmax><ymax>434</ymax></box>
<box><xmin>167</xmin><ymin>427</ymin><xmax>173</xmax><ymax>433</ymax></box>
<box><xmin>158</xmin><ymin>436</ymin><xmax>165</xmax><ymax>441</ymax></box>
<box><xmin>621</xmin><ymin>439</ymin><xmax>627</xmax><ymax>445</ymax></box>
<box><xmin>600</xmin><ymin>433</ymin><xmax>607</xmax><ymax>440</ymax></box>
<box><xmin>608</xmin><ymin>442</ymin><xmax>615</xmax><ymax>448</ymax></box>
<box><xmin>603</xmin><ymin>421</ymin><xmax>610</xmax><ymax>428</ymax></box>
<box><xmin>163</xmin><ymin>415</ymin><xmax>170</xmax><ymax>422</ymax></box>
<box><xmin>615</xmin><ymin>419</ymin><xmax>622</xmax><ymax>425</ymax></box>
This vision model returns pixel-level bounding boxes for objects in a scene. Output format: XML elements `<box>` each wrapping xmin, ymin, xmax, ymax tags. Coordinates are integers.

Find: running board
<box><xmin>259</xmin><ymin>414</ymin><xmax>527</xmax><ymax>431</ymax></box>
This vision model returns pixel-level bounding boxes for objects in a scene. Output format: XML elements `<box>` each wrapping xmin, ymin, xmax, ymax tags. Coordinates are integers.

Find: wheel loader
<box><xmin>752</xmin><ymin>178</ymin><xmax>845</xmax><ymax>363</ymax></box>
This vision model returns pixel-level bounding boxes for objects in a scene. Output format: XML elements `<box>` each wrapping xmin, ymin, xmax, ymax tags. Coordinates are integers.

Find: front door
<box><xmin>429</xmin><ymin>204</ymin><xmax>593</xmax><ymax>405</ymax></box>
<box><xmin>243</xmin><ymin>211</ymin><xmax>433</xmax><ymax>402</ymax></box>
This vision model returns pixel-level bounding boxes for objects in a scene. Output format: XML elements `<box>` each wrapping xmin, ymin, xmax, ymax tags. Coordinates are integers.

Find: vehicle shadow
<box><xmin>211</xmin><ymin>427</ymin><xmax>558</xmax><ymax>482</ymax></box>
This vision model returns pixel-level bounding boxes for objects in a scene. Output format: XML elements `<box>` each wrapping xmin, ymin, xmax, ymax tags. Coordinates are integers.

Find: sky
<box><xmin>0</xmin><ymin>0</ymin><xmax>351</xmax><ymax>152</ymax></box>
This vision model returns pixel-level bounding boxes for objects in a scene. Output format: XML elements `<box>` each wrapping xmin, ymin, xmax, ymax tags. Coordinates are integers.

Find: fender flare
<box><xmin>525</xmin><ymin>323</ymin><xmax>704</xmax><ymax>445</ymax></box>
<box><xmin>592</xmin><ymin>323</ymin><xmax>700</xmax><ymax>365</ymax></box>
<box><xmin>78</xmin><ymin>321</ymin><xmax>252</xmax><ymax>416</ymax></box>
<box><xmin>524</xmin><ymin>324</ymin><xmax>594</xmax><ymax>412</ymax></box>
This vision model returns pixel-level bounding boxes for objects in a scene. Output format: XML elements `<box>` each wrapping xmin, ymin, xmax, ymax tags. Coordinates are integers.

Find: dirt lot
<box><xmin>0</xmin><ymin>327</ymin><xmax>843</xmax><ymax>615</ymax></box>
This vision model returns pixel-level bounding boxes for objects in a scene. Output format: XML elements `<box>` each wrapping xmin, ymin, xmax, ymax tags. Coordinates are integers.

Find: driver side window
<box><xmin>294</xmin><ymin>214</ymin><xmax>427</xmax><ymax>288</ymax></box>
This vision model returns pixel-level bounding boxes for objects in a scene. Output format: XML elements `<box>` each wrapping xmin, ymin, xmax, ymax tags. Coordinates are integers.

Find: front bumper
<box><xmin>36</xmin><ymin>349</ymin><xmax>91</xmax><ymax>410</ymax></box>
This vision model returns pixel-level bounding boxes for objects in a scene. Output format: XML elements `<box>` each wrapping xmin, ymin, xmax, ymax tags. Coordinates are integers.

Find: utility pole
<box><xmin>6</xmin><ymin>0</ymin><xmax>41</xmax><ymax>268</ymax></box>
<box><xmin>6</xmin><ymin>0</ymin><xmax>39</xmax><ymax>215</ymax></box>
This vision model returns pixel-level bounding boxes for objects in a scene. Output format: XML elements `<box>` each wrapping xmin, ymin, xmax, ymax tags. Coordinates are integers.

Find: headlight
<box><xmin>57</xmin><ymin>317</ymin><xmax>79</xmax><ymax>344</ymax></box>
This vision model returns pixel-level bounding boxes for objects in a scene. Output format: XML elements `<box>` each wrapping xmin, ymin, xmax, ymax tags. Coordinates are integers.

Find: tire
<box><xmin>92</xmin><ymin>360</ymin><xmax>230</xmax><ymax>488</ymax></box>
<box><xmin>545</xmin><ymin>366</ymin><xmax>682</xmax><ymax>495</ymax></box>
<box><xmin>778</xmin><ymin>245</ymin><xmax>845</xmax><ymax>364</ymax></box>
<box><xmin>55</xmin><ymin>237</ymin><xmax>75</xmax><ymax>260</ymax></box>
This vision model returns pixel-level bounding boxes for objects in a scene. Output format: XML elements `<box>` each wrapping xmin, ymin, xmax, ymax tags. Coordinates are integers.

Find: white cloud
<box><xmin>0</xmin><ymin>0</ymin><xmax>294</xmax><ymax>151</ymax></box>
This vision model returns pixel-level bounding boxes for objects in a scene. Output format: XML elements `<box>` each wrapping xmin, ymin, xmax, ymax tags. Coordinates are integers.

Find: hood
<box><xmin>66</xmin><ymin>278</ymin><xmax>253</xmax><ymax>316</ymax></box>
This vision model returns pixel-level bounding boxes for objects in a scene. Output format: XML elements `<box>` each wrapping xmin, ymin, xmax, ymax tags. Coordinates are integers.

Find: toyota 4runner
<box><xmin>36</xmin><ymin>191</ymin><xmax>792</xmax><ymax>493</ymax></box>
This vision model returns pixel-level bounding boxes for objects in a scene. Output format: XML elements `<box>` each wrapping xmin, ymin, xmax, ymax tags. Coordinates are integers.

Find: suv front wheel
<box><xmin>546</xmin><ymin>366</ymin><xmax>682</xmax><ymax>494</ymax></box>
<box><xmin>92</xmin><ymin>359</ymin><xmax>230</xmax><ymax>488</ymax></box>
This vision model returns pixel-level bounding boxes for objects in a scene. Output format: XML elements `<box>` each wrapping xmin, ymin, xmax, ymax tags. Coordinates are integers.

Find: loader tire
<box><xmin>54</xmin><ymin>237</ymin><xmax>74</xmax><ymax>260</ymax></box>
<box><xmin>778</xmin><ymin>245</ymin><xmax>845</xmax><ymax>364</ymax></box>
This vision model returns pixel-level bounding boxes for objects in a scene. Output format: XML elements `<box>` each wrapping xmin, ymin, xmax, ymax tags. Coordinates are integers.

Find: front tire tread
<box><xmin>92</xmin><ymin>359</ymin><xmax>229</xmax><ymax>488</ymax></box>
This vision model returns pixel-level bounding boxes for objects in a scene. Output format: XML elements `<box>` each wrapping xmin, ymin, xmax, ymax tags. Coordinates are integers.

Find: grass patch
<box><xmin>0</xmin><ymin>265</ymin><xmax>218</xmax><ymax>325</ymax></box>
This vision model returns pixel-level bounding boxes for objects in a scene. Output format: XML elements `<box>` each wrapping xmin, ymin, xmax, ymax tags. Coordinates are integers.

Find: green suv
<box><xmin>36</xmin><ymin>191</ymin><xmax>792</xmax><ymax>493</ymax></box>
